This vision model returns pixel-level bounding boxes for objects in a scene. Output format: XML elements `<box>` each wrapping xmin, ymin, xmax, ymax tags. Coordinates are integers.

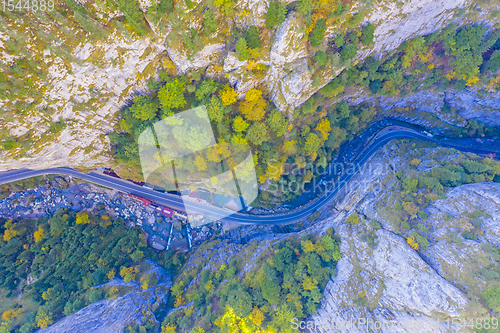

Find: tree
<box><xmin>301</xmin><ymin>239</ymin><xmax>315</xmax><ymax>253</ymax></box>
<box><xmin>337</xmin><ymin>101</ymin><xmax>350</xmax><ymax>119</ymax></box>
<box><xmin>335</xmin><ymin>34</ymin><xmax>345</xmax><ymax>47</ymax></box>
<box><xmin>250</xmin><ymin>307</ymin><xmax>265</xmax><ymax>326</ymax></box>
<box><xmin>486</xmin><ymin>50</ymin><xmax>500</xmax><ymax>72</ymax></box>
<box><xmin>361</xmin><ymin>23</ymin><xmax>375</xmax><ymax>46</ymax></box>
<box><xmin>219</xmin><ymin>84</ymin><xmax>238</xmax><ymax>105</ymax></box>
<box><xmin>117</xmin><ymin>0</ymin><xmax>148</xmax><ymax>35</ymax></box>
<box><xmin>204</xmin><ymin>10</ymin><xmax>218</xmax><ymax>36</ymax></box>
<box><xmin>310</xmin><ymin>18</ymin><xmax>326</xmax><ymax>47</ymax></box>
<box><xmin>340</xmin><ymin>44</ymin><xmax>358</xmax><ymax>61</ymax></box>
<box><xmin>482</xmin><ymin>286</ymin><xmax>500</xmax><ymax>312</ymax></box>
<box><xmin>34</xmin><ymin>227</ymin><xmax>45</xmax><ymax>242</ymax></box>
<box><xmin>265</xmin><ymin>2</ymin><xmax>286</xmax><ymax>28</ymax></box>
<box><xmin>267</xmin><ymin>109</ymin><xmax>287</xmax><ymax>136</ymax></box>
<box><xmin>315</xmin><ymin>118</ymin><xmax>331</xmax><ymax>140</ymax></box>
<box><xmin>76</xmin><ymin>212</ymin><xmax>90</xmax><ymax>225</ymax></box>
<box><xmin>315</xmin><ymin>51</ymin><xmax>328</xmax><ymax>66</ymax></box>
<box><xmin>282</xmin><ymin>140</ymin><xmax>297</xmax><ymax>155</ymax></box>
<box><xmin>261</xmin><ymin>278</ymin><xmax>281</xmax><ymax>304</ymax></box>
<box><xmin>303</xmin><ymin>133</ymin><xmax>321</xmax><ymax>154</ymax></box>
<box><xmin>195</xmin><ymin>79</ymin><xmax>218</xmax><ymax>101</ymax></box>
<box><xmin>129</xmin><ymin>95</ymin><xmax>158</xmax><ymax>121</ymax></box>
<box><xmin>235</xmin><ymin>38</ymin><xmax>250</xmax><ymax>61</ymax></box>
<box><xmin>206</xmin><ymin>96</ymin><xmax>225</xmax><ymax>123</ymax></box>
<box><xmin>246</xmin><ymin>26</ymin><xmax>261</xmax><ymax>49</ymax></box>
<box><xmin>131</xmin><ymin>249</ymin><xmax>144</xmax><ymax>262</ymax></box>
<box><xmin>297</xmin><ymin>0</ymin><xmax>312</xmax><ymax>14</ymax></box>
<box><xmin>369</xmin><ymin>79</ymin><xmax>382</xmax><ymax>94</ymax></box>
<box><xmin>35</xmin><ymin>309</ymin><xmax>53</xmax><ymax>329</ymax></box>
<box><xmin>302</xmin><ymin>277</ymin><xmax>318</xmax><ymax>291</ymax></box>
<box><xmin>156</xmin><ymin>0</ymin><xmax>173</xmax><ymax>14</ymax></box>
<box><xmin>233</xmin><ymin>116</ymin><xmax>249</xmax><ymax>132</ymax></box>
<box><xmin>406</xmin><ymin>236</ymin><xmax>419</xmax><ymax>250</ymax></box>
<box><xmin>402</xmin><ymin>176</ymin><xmax>418</xmax><ymax>193</ymax></box>
<box><xmin>346</xmin><ymin>213</ymin><xmax>360</xmax><ymax>225</ymax></box>
<box><xmin>161</xmin><ymin>323</ymin><xmax>177</xmax><ymax>333</ymax></box>
<box><xmin>246</xmin><ymin>122</ymin><xmax>270</xmax><ymax>145</ymax></box>
<box><xmin>158</xmin><ymin>79</ymin><xmax>186</xmax><ymax>114</ymax></box>
<box><xmin>239</xmin><ymin>89</ymin><xmax>266</xmax><ymax>121</ymax></box>
<box><xmin>194</xmin><ymin>155</ymin><xmax>208</xmax><ymax>171</ymax></box>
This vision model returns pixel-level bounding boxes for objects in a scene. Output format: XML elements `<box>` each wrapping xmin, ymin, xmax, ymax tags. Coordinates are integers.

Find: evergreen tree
<box><xmin>265</xmin><ymin>2</ymin><xmax>286</xmax><ymax>28</ymax></box>
<box><xmin>235</xmin><ymin>38</ymin><xmax>250</xmax><ymax>61</ymax></box>
<box><xmin>310</xmin><ymin>18</ymin><xmax>326</xmax><ymax>47</ymax></box>
<box><xmin>246</xmin><ymin>26</ymin><xmax>261</xmax><ymax>49</ymax></box>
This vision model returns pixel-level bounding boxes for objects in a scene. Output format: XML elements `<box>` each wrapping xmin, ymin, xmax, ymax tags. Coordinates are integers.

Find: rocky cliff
<box><xmin>36</xmin><ymin>261</ymin><xmax>171</xmax><ymax>333</ymax></box>
<box><xmin>1</xmin><ymin>0</ymin><xmax>499</xmax><ymax>171</ymax></box>
<box><xmin>303</xmin><ymin>141</ymin><xmax>500</xmax><ymax>332</ymax></box>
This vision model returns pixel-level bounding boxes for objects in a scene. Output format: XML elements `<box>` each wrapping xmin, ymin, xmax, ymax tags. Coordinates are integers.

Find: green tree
<box><xmin>131</xmin><ymin>250</ymin><xmax>144</xmax><ymax>262</ymax></box>
<box><xmin>337</xmin><ymin>101</ymin><xmax>350</xmax><ymax>119</ymax></box>
<box><xmin>487</xmin><ymin>50</ymin><xmax>500</xmax><ymax>72</ymax></box>
<box><xmin>482</xmin><ymin>286</ymin><xmax>500</xmax><ymax>312</ymax></box>
<box><xmin>206</xmin><ymin>96</ymin><xmax>226</xmax><ymax>123</ymax></box>
<box><xmin>235</xmin><ymin>38</ymin><xmax>250</xmax><ymax>61</ymax></box>
<box><xmin>340</xmin><ymin>43</ymin><xmax>358</xmax><ymax>61</ymax></box>
<box><xmin>297</xmin><ymin>0</ymin><xmax>312</xmax><ymax>14</ymax></box>
<box><xmin>233</xmin><ymin>116</ymin><xmax>249</xmax><ymax>132</ymax></box>
<box><xmin>195</xmin><ymin>79</ymin><xmax>218</xmax><ymax>101</ymax></box>
<box><xmin>267</xmin><ymin>109</ymin><xmax>287</xmax><ymax>137</ymax></box>
<box><xmin>310</xmin><ymin>18</ymin><xmax>326</xmax><ymax>47</ymax></box>
<box><xmin>266</xmin><ymin>2</ymin><xmax>286</xmax><ymax>28</ymax></box>
<box><xmin>402</xmin><ymin>176</ymin><xmax>418</xmax><ymax>193</ymax></box>
<box><xmin>117</xmin><ymin>0</ymin><xmax>148</xmax><ymax>35</ymax></box>
<box><xmin>303</xmin><ymin>133</ymin><xmax>321</xmax><ymax>154</ymax></box>
<box><xmin>246</xmin><ymin>26</ymin><xmax>261</xmax><ymax>49</ymax></box>
<box><xmin>226</xmin><ymin>289</ymin><xmax>253</xmax><ymax>317</ymax></box>
<box><xmin>261</xmin><ymin>278</ymin><xmax>281</xmax><ymax>304</ymax></box>
<box><xmin>315</xmin><ymin>51</ymin><xmax>328</xmax><ymax>66</ymax></box>
<box><xmin>361</xmin><ymin>23</ymin><xmax>375</xmax><ymax>46</ymax></box>
<box><xmin>129</xmin><ymin>95</ymin><xmax>158</xmax><ymax>121</ymax></box>
<box><xmin>158</xmin><ymin>79</ymin><xmax>186</xmax><ymax>115</ymax></box>
<box><xmin>246</xmin><ymin>122</ymin><xmax>270</xmax><ymax>145</ymax></box>
<box><xmin>335</xmin><ymin>34</ymin><xmax>345</xmax><ymax>47</ymax></box>
<box><xmin>204</xmin><ymin>10</ymin><xmax>218</xmax><ymax>36</ymax></box>
<box><xmin>156</xmin><ymin>0</ymin><xmax>173</xmax><ymax>14</ymax></box>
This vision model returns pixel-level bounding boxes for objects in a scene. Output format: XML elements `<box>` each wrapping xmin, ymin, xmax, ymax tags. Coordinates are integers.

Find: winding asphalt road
<box><xmin>0</xmin><ymin>127</ymin><xmax>498</xmax><ymax>225</ymax></box>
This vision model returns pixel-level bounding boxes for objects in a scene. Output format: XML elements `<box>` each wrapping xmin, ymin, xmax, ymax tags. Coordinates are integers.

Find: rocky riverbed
<box><xmin>0</xmin><ymin>175</ymin><xmax>219</xmax><ymax>252</ymax></box>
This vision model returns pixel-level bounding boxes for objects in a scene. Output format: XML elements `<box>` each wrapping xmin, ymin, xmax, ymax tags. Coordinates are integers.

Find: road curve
<box><xmin>0</xmin><ymin>128</ymin><xmax>498</xmax><ymax>225</ymax></box>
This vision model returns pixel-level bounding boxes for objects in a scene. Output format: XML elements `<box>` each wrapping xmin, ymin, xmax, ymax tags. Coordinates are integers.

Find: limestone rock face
<box><xmin>36</xmin><ymin>289</ymin><xmax>159</xmax><ymax>333</ymax></box>
<box><xmin>167</xmin><ymin>43</ymin><xmax>226</xmax><ymax>73</ymax></box>
<box><xmin>302</xmin><ymin>142</ymin><xmax>500</xmax><ymax>332</ymax></box>
<box><xmin>367</xmin><ymin>0</ymin><xmax>469</xmax><ymax>56</ymax></box>
<box><xmin>36</xmin><ymin>261</ymin><xmax>171</xmax><ymax>333</ymax></box>
<box><xmin>345</xmin><ymin>87</ymin><xmax>500</xmax><ymax>127</ymax></box>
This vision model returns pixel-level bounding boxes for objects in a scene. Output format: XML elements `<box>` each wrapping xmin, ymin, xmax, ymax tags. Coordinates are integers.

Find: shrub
<box><xmin>346</xmin><ymin>213</ymin><xmax>360</xmax><ymax>225</ymax></box>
